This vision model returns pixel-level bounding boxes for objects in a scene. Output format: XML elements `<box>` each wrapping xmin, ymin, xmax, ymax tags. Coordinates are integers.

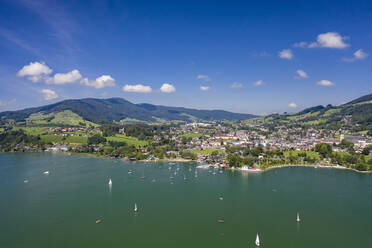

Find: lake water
<box><xmin>0</xmin><ymin>152</ymin><xmax>371</xmax><ymax>248</ymax></box>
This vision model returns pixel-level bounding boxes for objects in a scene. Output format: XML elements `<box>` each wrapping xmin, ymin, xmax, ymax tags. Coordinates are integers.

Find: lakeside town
<box><xmin>1</xmin><ymin>117</ymin><xmax>372</xmax><ymax>172</ymax></box>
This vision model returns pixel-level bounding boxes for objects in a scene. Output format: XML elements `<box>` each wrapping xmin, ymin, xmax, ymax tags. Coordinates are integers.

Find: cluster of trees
<box><xmin>101</xmin><ymin>124</ymin><xmax>120</xmax><ymax>137</ymax></box>
<box><xmin>315</xmin><ymin>143</ymin><xmax>333</xmax><ymax>158</ymax></box>
<box><xmin>0</xmin><ymin>130</ymin><xmax>45</xmax><ymax>151</ymax></box>
<box><xmin>223</xmin><ymin>142</ymin><xmax>372</xmax><ymax>171</ymax></box>
<box><xmin>179</xmin><ymin>150</ymin><xmax>197</xmax><ymax>160</ymax></box>
<box><xmin>87</xmin><ymin>134</ymin><xmax>106</xmax><ymax>145</ymax></box>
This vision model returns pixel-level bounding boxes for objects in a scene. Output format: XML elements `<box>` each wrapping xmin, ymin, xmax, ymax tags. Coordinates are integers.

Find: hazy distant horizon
<box><xmin>0</xmin><ymin>93</ymin><xmax>368</xmax><ymax>117</ymax></box>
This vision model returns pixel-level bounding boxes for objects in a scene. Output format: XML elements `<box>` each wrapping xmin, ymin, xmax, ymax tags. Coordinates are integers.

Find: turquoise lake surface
<box><xmin>0</xmin><ymin>152</ymin><xmax>371</xmax><ymax>247</ymax></box>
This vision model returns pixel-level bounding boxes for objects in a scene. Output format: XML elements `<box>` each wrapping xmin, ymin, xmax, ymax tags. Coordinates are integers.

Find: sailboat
<box><xmin>134</xmin><ymin>203</ymin><xmax>138</xmax><ymax>212</ymax></box>
<box><xmin>108</xmin><ymin>178</ymin><xmax>112</xmax><ymax>185</ymax></box>
<box><xmin>297</xmin><ymin>213</ymin><xmax>301</xmax><ymax>222</ymax></box>
<box><xmin>255</xmin><ymin>234</ymin><xmax>260</xmax><ymax>246</ymax></box>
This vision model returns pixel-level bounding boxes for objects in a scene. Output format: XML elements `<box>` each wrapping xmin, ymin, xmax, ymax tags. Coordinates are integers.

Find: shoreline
<box><xmin>259</xmin><ymin>164</ymin><xmax>372</xmax><ymax>174</ymax></box>
<box><xmin>1</xmin><ymin>151</ymin><xmax>371</xmax><ymax>174</ymax></box>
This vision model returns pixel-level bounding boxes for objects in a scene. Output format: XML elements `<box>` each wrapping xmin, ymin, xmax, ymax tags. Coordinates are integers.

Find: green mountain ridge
<box><xmin>246</xmin><ymin>93</ymin><xmax>372</xmax><ymax>132</ymax></box>
<box><xmin>0</xmin><ymin>98</ymin><xmax>257</xmax><ymax>124</ymax></box>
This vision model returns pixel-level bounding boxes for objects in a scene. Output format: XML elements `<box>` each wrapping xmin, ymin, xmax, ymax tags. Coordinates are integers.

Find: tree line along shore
<box><xmin>0</xmin><ymin>122</ymin><xmax>371</xmax><ymax>172</ymax></box>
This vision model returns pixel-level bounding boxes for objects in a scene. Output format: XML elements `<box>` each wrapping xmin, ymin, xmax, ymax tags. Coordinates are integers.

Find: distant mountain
<box><xmin>260</xmin><ymin>93</ymin><xmax>372</xmax><ymax>131</ymax></box>
<box><xmin>0</xmin><ymin>98</ymin><xmax>257</xmax><ymax>124</ymax></box>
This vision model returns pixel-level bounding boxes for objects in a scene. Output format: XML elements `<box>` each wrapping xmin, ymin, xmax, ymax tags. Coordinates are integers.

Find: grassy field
<box><xmin>179</xmin><ymin>133</ymin><xmax>203</xmax><ymax>138</ymax></box>
<box><xmin>334</xmin><ymin>151</ymin><xmax>372</xmax><ymax>163</ymax></box>
<box><xmin>65</xmin><ymin>136</ymin><xmax>88</xmax><ymax>144</ymax></box>
<box><xmin>40</xmin><ymin>135</ymin><xmax>88</xmax><ymax>144</ymax></box>
<box><xmin>40</xmin><ymin>135</ymin><xmax>63</xmax><ymax>143</ymax></box>
<box><xmin>303</xmin><ymin>119</ymin><xmax>327</xmax><ymax>125</ymax></box>
<box><xmin>14</xmin><ymin>127</ymin><xmax>47</xmax><ymax>136</ymax></box>
<box><xmin>26</xmin><ymin>110</ymin><xmax>99</xmax><ymax>127</ymax></box>
<box><xmin>283</xmin><ymin>150</ymin><xmax>320</xmax><ymax>159</ymax></box>
<box><xmin>242</xmin><ymin>117</ymin><xmax>265</xmax><ymax>124</ymax></box>
<box><xmin>106</xmin><ymin>134</ymin><xmax>148</xmax><ymax>147</ymax></box>
<box><xmin>287</xmin><ymin>111</ymin><xmax>320</xmax><ymax>121</ymax></box>
<box><xmin>323</xmin><ymin>108</ymin><xmax>341</xmax><ymax>116</ymax></box>
<box><xmin>190</xmin><ymin>148</ymin><xmax>224</xmax><ymax>154</ymax></box>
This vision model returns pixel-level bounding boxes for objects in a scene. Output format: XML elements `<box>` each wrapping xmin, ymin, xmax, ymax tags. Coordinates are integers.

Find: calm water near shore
<box><xmin>1</xmin><ymin>152</ymin><xmax>371</xmax><ymax>248</ymax></box>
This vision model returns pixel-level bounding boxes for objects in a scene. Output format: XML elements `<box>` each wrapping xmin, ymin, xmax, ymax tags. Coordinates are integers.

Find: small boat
<box><xmin>297</xmin><ymin>213</ymin><xmax>301</xmax><ymax>222</ymax></box>
<box><xmin>128</xmin><ymin>170</ymin><xmax>132</xmax><ymax>174</ymax></box>
<box><xmin>24</xmin><ymin>179</ymin><xmax>29</xmax><ymax>183</ymax></box>
<box><xmin>108</xmin><ymin>179</ymin><xmax>112</xmax><ymax>185</ymax></box>
<box><xmin>196</xmin><ymin>164</ymin><xmax>209</xmax><ymax>169</ymax></box>
<box><xmin>43</xmin><ymin>171</ymin><xmax>49</xmax><ymax>175</ymax></box>
<box><xmin>219</xmin><ymin>197</ymin><xmax>223</xmax><ymax>201</ymax></box>
<box><xmin>255</xmin><ymin>234</ymin><xmax>260</xmax><ymax>246</ymax></box>
<box><xmin>241</xmin><ymin>166</ymin><xmax>263</xmax><ymax>172</ymax></box>
<box><xmin>95</xmin><ymin>219</ymin><xmax>102</xmax><ymax>224</ymax></box>
<box><xmin>134</xmin><ymin>203</ymin><xmax>138</xmax><ymax>212</ymax></box>
<box><xmin>217</xmin><ymin>219</ymin><xmax>225</xmax><ymax>223</ymax></box>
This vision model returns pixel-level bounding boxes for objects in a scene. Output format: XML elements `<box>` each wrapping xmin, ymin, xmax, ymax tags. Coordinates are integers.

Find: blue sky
<box><xmin>0</xmin><ymin>0</ymin><xmax>371</xmax><ymax>115</ymax></box>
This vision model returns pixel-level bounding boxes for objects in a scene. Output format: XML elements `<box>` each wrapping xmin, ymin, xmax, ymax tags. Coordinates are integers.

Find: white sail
<box><xmin>134</xmin><ymin>203</ymin><xmax>138</xmax><ymax>212</ymax></box>
<box><xmin>297</xmin><ymin>213</ymin><xmax>300</xmax><ymax>222</ymax></box>
<box><xmin>255</xmin><ymin>234</ymin><xmax>260</xmax><ymax>246</ymax></box>
<box><xmin>108</xmin><ymin>179</ymin><xmax>112</xmax><ymax>185</ymax></box>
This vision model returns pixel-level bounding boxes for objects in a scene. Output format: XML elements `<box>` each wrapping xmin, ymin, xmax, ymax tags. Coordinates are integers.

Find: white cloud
<box><xmin>230</xmin><ymin>82</ymin><xmax>243</xmax><ymax>88</ymax></box>
<box><xmin>17</xmin><ymin>61</ymin><xmax>52</xmax><ymax>82</ymax></box>
<box><xmin>278</xmin><ymin>49</ymin><xmax>293</xmax><ymax>60</ymax></box>
<box><xmin>253</xmin><ymin>80</ymin><xmax>264</xmax><ymax>86</ymax></box>
<box><xmin>317</xmin><ymin>80</ymin><xmax>335</xmax><ymax>87</ymax></box>
<box><xmin>41</xmin><ymin>89</ymin><xmax>58</xmax><ymax>100</ymax></box>
<box><xmin>46</xmin><ymin>69</ymin><xmax>82</xmax><ymax>84</ymax></box>
<box><xmin>288</xmin><ymin>102</ymin><xmax>297</xmax><ymax>108</ymax></box>
<box><xmin>197</xmin><ymin>74</ymin><xmax>211</xmax><ymax>82</ymax></box>
<box><xmin>123</xmin><ymin>84</ymin><xmax>152</xmax><ymax>93</ymax></box>
<box><xmin>18</xmin><ymin>62</ymin><xmax>115</xmax><ymax>88</ymax></box>
<box><xmin>295</xmin><ymin>69</ymin><xmax>308</xmax><ymax>79</ymax></box>
<box><xmin>354</xmin><ymin>49</ymin><xmax>368</xmax><ymax>59</ymax></box>
<box><xmin>200</xmin><ymin>86</ymin><xmax>210</xmax><ymax>91</ymax></box>
<box><xmin>296</xmin><ymin>32</ymin><xmax>349</xmax><ymax>49</ymax></box>
<box><xmin>160</xmin><ymin>83</ymin><xmax>176</xmax><ymax>93</ymax></box>
<box><xmin>81</xmin><ymin>75</ymin><xmax>116</xmax><ymax>89</ymax></box>
<box><xmin>342</xmin><ymin>49</ymin><xmax>368</xmax><ymax>62</ymax></box>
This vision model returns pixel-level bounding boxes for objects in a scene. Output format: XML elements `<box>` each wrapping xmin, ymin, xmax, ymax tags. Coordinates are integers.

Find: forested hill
<box><xmin>0</xmin><ymin>98</ymin><xmax>257</xmax><ymax>124</ymax></box>
<box><xmin>254</xmin><ymin>93</ymin><xmax>372</xmax><ymax>132</ymax></box>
